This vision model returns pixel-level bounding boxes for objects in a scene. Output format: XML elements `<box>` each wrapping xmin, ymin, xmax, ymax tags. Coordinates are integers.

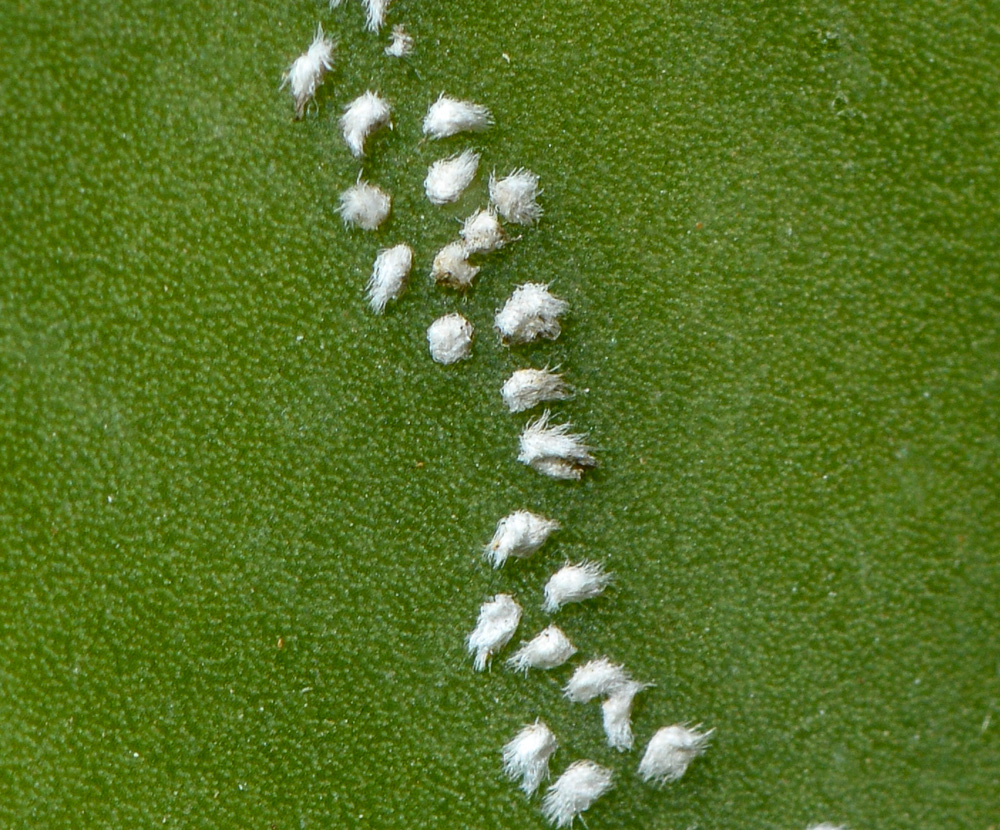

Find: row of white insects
<box><xmin>284</xmin><ymin>6</ymin><xmax>845</xmax><ymax>830</ymax></box>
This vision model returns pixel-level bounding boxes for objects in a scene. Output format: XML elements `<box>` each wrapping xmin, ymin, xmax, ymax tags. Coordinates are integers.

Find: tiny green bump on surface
<box><xmin>0</xmin><ymin>1</ymin><xmax>997</xmax><ymax>829</ymax></box>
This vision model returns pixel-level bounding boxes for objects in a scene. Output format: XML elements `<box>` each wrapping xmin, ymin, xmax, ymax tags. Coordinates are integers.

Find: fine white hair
<box><xmin>362</xmin><ymin>0</ymin><xmax>390</xmax><ymax>31</ymax></box>
<box><xmin>340</xmin><ymin>90</ymin><xmax>391</xmax><ymax>157</ymax></box>
<box><xmin>564</xmin><ymin>658</ymin><xmax>630</xmax><ymax>703</ymax></box>
<box><xmin>500</xmin><ymin>368</ymin><xmax>571</xmax><ymax>413</ymax></box>
<box><xmin>506</xmin><ymin>625</ymin><xmax>577</xmax><ymax>674</ymax></box>
<box><xmin>542</xmin><ymin>760</ymin><xmax>613</xmax><ymax>828</ymax></box>
<box><xmin>502</xmin><ymin>720</ymin><xmax>558</xmax><ymax>796</ymax></box>
<box><xmin>427</xmin><ymin>313</ymin><xmax>474</xmax><ymax>365</ymax></box>
<box><xmin>543</xmin><ymin>561</ymin><xmax>612</xmax><ymax>611</ymax></box>
<box><xmin>489</xmin><ymin>168</ymin><xmax>542</xmax><ymax>225</ymax></box>
<box><xmin>284</xmin><ymin>24</ymin><xmax>335</xmax><ymax>120</ymax></box>
<box><xmin>431</xmin><ymin>241</ymin><xmax>480</xmax><ymax>289</ymax></box>
<box><xmin>338</xmin><ymin>179</ymin><xmax>391</xmax><ymax>231</ymax></box>
<box><xmin>385</xmin><ymin>24</ymin><xmax>414</xmax><ymax>57</ymax></box>
<box><xmin>367</xmin><ymin>244</ymin><xmax>412</xmax><ymax>313</ymax></box>
<box><xmin>637</xmin><ymin>724</ymin><xmax>714</xmax><ymax>785</ymax></box>
<box><xmin>424</xmin><ymin>149</ymin><xmax>481</xmax><ymax>205</ymax></box>
<box><xmin>518</xmin><ymin>411</ymin><xmax>596</xmax><ymax>482</ymax></box>
<box><xmin>495</xmin><ymin>283</ymin><xmax>568</xmax><ymax>345</ymax></box>
<box><xmin>423</xmin><ymin>93</ymin><xmax>493</xmax><ymax>139</ymax></box>
<box><xmin>460</xmin><ymin>208</ymin><xmax>506</xmax><ymax>255</ymax></box>
<box><xmin>466</xmin><ymin>593</ymin><xmax>522</xmax><ymax>671</ymax></box>
<box><xmin>484</xmin><ymin>509</ymin><xmax>560</xmax><ymax>568</ymax></box>
<box><xmin>602</xmin><ymin>680</ymin><xmax>649</xmax><ymax>751</ymax></box>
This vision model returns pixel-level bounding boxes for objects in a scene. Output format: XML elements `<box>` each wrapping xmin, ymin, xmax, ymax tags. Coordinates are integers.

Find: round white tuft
<box><xmin>489</xmin><ymin>168</ymin><xmax>542</xmax><ymax>225</ymax></box>
<box><xmin>564</xmin><ymin>658</ymin><xmax>631</xmax><ymax>703</ymax></box>
<box><xmin>541</xmin><ymin>760</ymin><xmax>614</xmax><ymax>828</ymax></box>
<box><xmin>423</xmin><ymin>93</ymin><xmax>493</xmax><ymax>139</ymax></box>
<box><xmin>431</xmin><ymin>241</ymin><xmax>480</xmax><ymax>289</ymax></box>
<box><xmin>502</xmin><ymin>720</ymin><xmax>558</xmax><ymax>796</ymax></box>
<box><xmin>466</xmin><ymin>593</ymin><xmax>522</xmax><ymax>671</ymax></box>
<box><xmin>427</xmin><ymin>313</ymin><xmax>474</xmax><ymax>365</ymax></box>
<box><xmin>506</xmin><ymin>625</ymin><xmax>577</xmax><ymax>675</ymax></box>
<box><xmin>637</xmin><ymin>724</ymin><xmax>714</xmax><ymax>785</ymax></box>
<box><xmin>484</xmin><ymin>509</ymin><xmax>560</xmax><ymax>568</ymax></box>
<box><xmin>340</xmin><ymin>90</ymin><xmax>391</xmax><ymax>157</ymax></box>
<box><xmin>338</xmin><ymin>179</ymin><xmax>391</xmax><ymax>231</ymax></box>
<box><xmin>501</xmin><ymin>368</ymin><xmax>571</xmax><ymax>413</ymax></box>
<box><xmin>367</xmin><ymin>243</ymin><xmax>412</xmax><ymax>314</ymax></box>
<box><xmin>495</xmin><ymin>283</ymin><xmax>568</xmax><ymax>345</ymax></box>
<box><xmin>424</xmin><ymin>149</ymin><xmax>481</xmax><ymax>205</ymax></box>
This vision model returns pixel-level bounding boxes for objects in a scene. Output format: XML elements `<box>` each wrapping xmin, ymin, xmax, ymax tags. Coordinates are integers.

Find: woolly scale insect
<box><xmin>503</xmin><ymin>720</ymin><xmax>558</xmax><ymax>796</ymax></box>
<box><xmin>542</xmin><ymin>760</ymin><xmax>614</xmax><ymax>828</ymax></box>
<box><xmin>283</xmin><ymin>24</ymin><xmax>335</xmax><ymax>120</ymax></box>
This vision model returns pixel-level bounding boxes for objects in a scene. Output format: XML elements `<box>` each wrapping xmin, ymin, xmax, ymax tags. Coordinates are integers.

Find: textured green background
<box><xmin>1</xmin><ymin>0</ymin><xmax>998</xmax><ymax>827</ymax></box>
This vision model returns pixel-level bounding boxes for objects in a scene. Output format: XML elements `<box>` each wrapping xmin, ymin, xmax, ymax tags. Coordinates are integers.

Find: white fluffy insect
<box><xmin>484</xmin><ymin>509</ymin><xmax>560</xmax><ymax>568</ymax></box>
<box><xmin>564</xmin><ymin>658</ymin><xmax>630</xmax><ymax>703</ymax></box>
<box><xmin>460</xmin><ymin>208</ymin><xmax>506</xmax><ymax>255</ymax></box>
<box><xmin>543</xmin><ymin>561</ymin><xmax>612</xmax><ymax>611</ymax></box>
<box><xmin>602</xmin><ymin>680</ymin><xmax>649</xmax><ymax>752</ymax></box>
<box><xmin>518</xmin><ymin>411</ymin><xmax>597</xmax><ymax>481</ymax></box>
<box><xmin>340</xmin><ymin>90</ymin><xmax>391</xmax><ymax>157</ymax></box>
<box><xmin>638</xmin><ymin>724</ymin><xmax>714</xmax><ymax>785</ymax></box>
<box><xmin>284</xmin><ymin>24</ymin><xmax>335</xmax><ymax>120</ymax></box>
<box><xmin>423</xmin><ymin>93</ymin><xmax>493</xmax><ymax>139</ymax></box>
<box><xmin>502</xmin><ymin>720</ymin><xmax>558</xmax><ymax>796</ymax></box>
<box><xmin>495</xmin><ymin>283</ymin><xmax>569</xmax><ymax>345</ymax></box>
<box><xmin>466</xmin><ymin>593</ymin><xmax>522</xmax><ymax>671</ymax></box>
<box><xmin>490</xmin><ymin>168</ymin><xmax>543</xmax><ymax>225</ymax></box>
<box><xmin>431</xmin><ymin>240</ymin><xmax>480</xmax><ymax>289</ymax></box>
<box><xmin>329</xmin><ymin>0</ymin><xmax>389</xmax><ymax>32</ymax></box>
<box><xmin>338</xmin><ymin>178</ymin><xmax>391</xmax><ymax>231</ymax></box>
<box><xmin>367</xmin><ymin>244</ymin><xmax>412</xmax><ymax>313</ymax></box>
<box><xmin>542</xmin><ymin>760</ymin><xmax>614</xmax><ymax>828</ymax></box>
<box><xmin>385</xmin><ymin>24</ymin><xmax>414</xmax><ymax>57</ymax></box>
<box><xmin>427</xmin><ymin>313</ymin><xmax>474</xmax><ymax>365</ymax></box>
<box><xmin>506</xmin><ymin>625</ymin><xmax>577</xmax><ymax>674</ymax></box>
<box><xmin>424</xmin><ymin>149</ymin><xmax>481</xmax><ymax>205</ymax></box>
<box><xmin>501</xmin><ymin>368</ymin><xmax>571</xmax><ymax>413</ymax></box>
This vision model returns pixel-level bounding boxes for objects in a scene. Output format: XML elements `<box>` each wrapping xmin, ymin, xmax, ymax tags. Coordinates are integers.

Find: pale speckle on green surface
<box><xmin>0</xmin><ymin>0</ymin><xmax>998</xmax><ymax>828</ymax></box>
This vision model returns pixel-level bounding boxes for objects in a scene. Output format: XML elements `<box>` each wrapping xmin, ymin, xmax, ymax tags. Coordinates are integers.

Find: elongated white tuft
<box><xmin>564</xmin><ymin>658</ymin><xmax>630</xmax><ymax>703</ymax></box>
<box><xmin>518</xmin><ymin>411</ymin><xmax>596</xmax><ymax>481</ymax></box>
<box><xmin>638</xmin><ymin>724</ymin><xmax>714</xmax><ymax>785</ymax></box>
<box><xmin>484</xmin><ymin>509</ymin><xmax>560</xmax><ymax>568</ymax></box>
<box><xmin>503</xmin><ymin>720</ymin><xmax>558</xmax><ymax>796</ymax></box>
<box><xmin>602</xmin><ymin>680</ymin><xmax>650</xmax><ymax>751</ymax></box>
<box><xmin>423</xmin><ymin>93</ymin><xmax>493</xmax><ymax>139</ymax></box>
<box><xmin>339</xmin><ymin>179</ymin><xmax>391</xmax><ymax>230</ymax></box>
<box><xmin>542</xmin><ymin>760</ymin><xmax>613</xmax><ymax>828</ymax></box>
<box><xmin>506</xmin><ymin>625</ymin><xmax>576</xmax><ymax>674</ymax></box>
<box><xmin>805</xmin><ymin>825</ymin><xmax>847</xmax><ymax>830</ymax></box>
<box><xmin>362</xmin><ymin>0</ymin><xmax>390</xmax><ymax>31</ymax></box>
<box><xmin>425</xmin><ymin>149</ymin><xmax>480</xmax><ymax>205</ymax></box>
<box><xmin>367</xmin><ymin>244</ymin><xmax>412</xmax><ymax>313</ymax></box>
<box><xmin>490</xmin><ymin>168</ymin><xmax>543</xmax><ymax>225</ymax></box>
<box><xmin>385</xmin><ymin>24</ymin><xmax>414</xmax><ymax>57</ymax></box>
<box><xmin>460</xmin><ymin>208</ymin><xmax>506</xmax><ymax>254</ymax></box>
<box><xmin>431</xmin><ymin>240</ymin><xmax>480</xmax><ymax>289</ymax></box>
<box><xmin>501</xmin><ymin>368</ymin><xmax>571</xmax><ymax>413</ymax></box>
<box><xmin>544</xmin><ymin>561</ymin><xmax>612</xmax><ymax>611</ymax></box>
<box><xmin>427</xmin><ymin>313</ymin><xmax>474</xmax><ymax>365</ymax></box>
<box><xmin>284</xmin><ymin>25</ymin><xmax>335</xmax><ymax>120</ymax></box>
<box><xmin>340</xmin><ymin>90</ymin><xmax>391</xmax><ymax>157</ymax></box>
<box><xmin>466</xmin><ymin>593</ymin><xmax>522</xmax><ymax>671</ymax></box>
<box><xmin>495</xmin><ymin>283</ymin><xmax>568</xmax><ymax>345</ymax></box>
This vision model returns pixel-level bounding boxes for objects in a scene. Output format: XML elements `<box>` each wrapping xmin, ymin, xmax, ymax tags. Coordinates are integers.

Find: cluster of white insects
<box><xmin>283</xmin><ymin>7</ymin><xmax>846</xmax><ymax>830</ymax></box>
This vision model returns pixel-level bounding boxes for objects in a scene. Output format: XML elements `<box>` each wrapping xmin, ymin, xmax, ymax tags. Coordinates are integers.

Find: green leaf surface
<box><xmin>1</xmin><ymin>1</ymin><xmax>998</xmax><ymax>828</ymax></box>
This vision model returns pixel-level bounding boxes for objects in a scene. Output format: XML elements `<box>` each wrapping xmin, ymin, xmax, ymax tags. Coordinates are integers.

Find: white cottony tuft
<box><xmin>542</xmin><ymin>760</ymin><xmax>614</xmax><ymax>828</ymax></box>
<box><xmin>338</xmin><ymin>179</ymin><xmax>391</xmax><ymax>230</ymax></box>
<box><xmin>427</xmin><ymin>313</ymin><xmax>474</xmax><ymax>365</ymax></box>
<box><xmin>367</xmin><ymin>244</ymin><xmax>412</xmax><ymax>313</ymax></box>
<box><xmin>805</xmin><ymin>825</ymin><xmax>847</xmax><ymax>830</ymax></box>
<box><xmin>501</xmin><ymin>368</ymin><xmax>571</xmax><ymax>413</ymax></box>
<box><xmin>284</xmin><ymin>25</ymin><xmax>335</xmax><ymax>120</ymax></box>
<box><xmin>490</xmin><ymin>168</ymin><xmax>543</xmax><ymax>225</ymax></box>
<box><xmin>460</xmin><ymin>208</ymin><xmax>506</xmax><ymax>254</ymax></box>
<box><xmin>425</xmin><ymin>149</ymin><xmax>481</xmax><ymax>205</ymax></box>
<box><xmin>638</xmin><ymin>724</ymin><xmax>714</xmax><ymax>785</ymax></box>
<box><xmin>564</xmin><ymin>658</ymin><xmax>630</xmax><ymax>703</ymax></box>
<box><xmin>602</xmin><ymin>680</ymin><xmax>650</xmax><ymax>751</ymax></box>
<box><xmin>466</xmin><ymin>593</ymin><xmax>522</xmax><ymax>671</ymax></box>
<box><xmin>503</xmin><ymin>720</ymin><xmax>558</xmax><ymax>796</ymax></box>
<box><xmin>340</xmin><ymin>91</ymin><xmax>391</xmax><ymax>157</ymax></box>
<box><xmin>484</xmin><ymin>509</ymin><xmax>560</xmax><ymax>568</ymax></box>
<box><xmin>423</xmin><ymin>93</ymin><xmax>493</xmax><ymax>139</ymax></box>
<box><xmin>431</xmin><ymin>241</ymin><xmax>480</xmax><ymax>289</ymax></box>
<box><xmin>362</xmin><ymin>0</ymin><xmax>390</xmax><ymax>31</ymax></box>
<box><xmin>518</xmin><ymin>411</ymin><xmax>597</xmax><ymax>481</ymax></box>
<box><xmin>495</xmin><ymin>283</ymin><xmax>568</xmax><ymax>345</ymax></box>
<box><xmin>543</xmin><ymin>561</ymin><xmax>612</xmax><ymax>611</ymax></box>
<box><xmin>385</xmin><ymin>24</ymin><xmax>414</xmax><ymax>57</ymax></box>
<box><xmin>506</xmin><ymin>625</ymin><xmax>577</xmax><ymax>674</ymax></box>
